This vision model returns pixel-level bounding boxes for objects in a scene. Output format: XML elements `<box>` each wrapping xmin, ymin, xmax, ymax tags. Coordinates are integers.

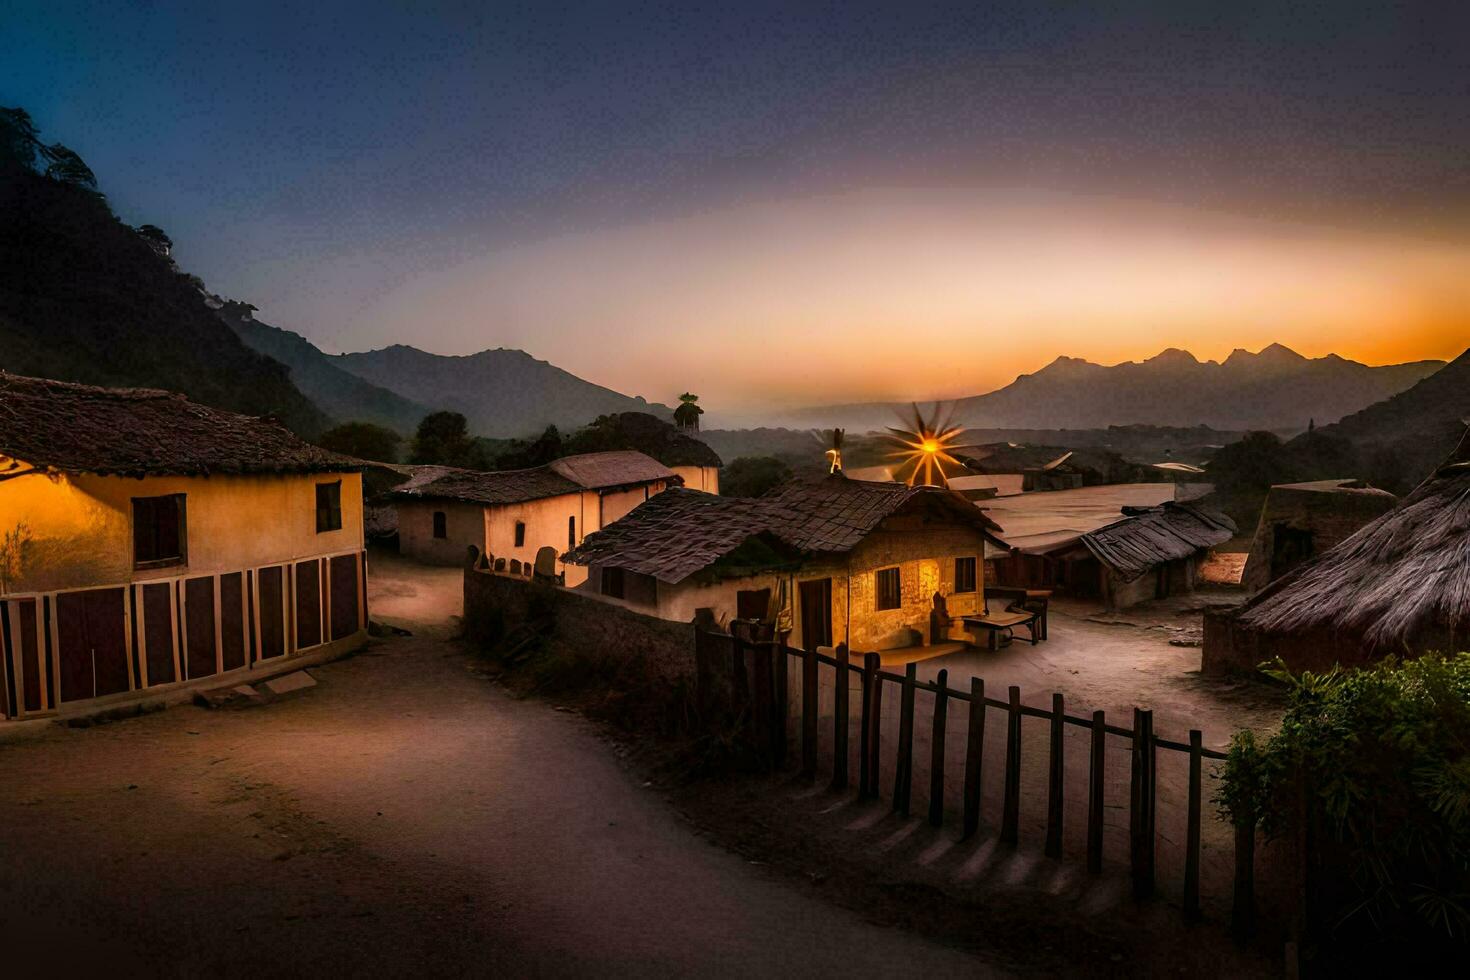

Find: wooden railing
<box><xmin>698</xmin><ymin>626</ymin><xmax>1254</xmax><ymax>937</ymax></box>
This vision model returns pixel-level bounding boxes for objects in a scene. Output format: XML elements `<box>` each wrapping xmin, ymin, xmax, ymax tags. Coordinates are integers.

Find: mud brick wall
<box><xmin>463</xmin><ymin>549</ymin><xmax>696</xmax><ymax>683</ymax></box>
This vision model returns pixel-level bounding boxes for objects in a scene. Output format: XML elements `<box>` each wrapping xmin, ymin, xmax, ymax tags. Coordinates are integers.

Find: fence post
<box><xmin>928</xmin><ymin>669</ymin><xmax>948</xmax><ymax>828</ymax></box>
<box><xmin>893</xmin><ymin>662</ymin><xmax>917</xmax><ymax>816</ymax></box>
<box><xmin>867</xmin><ymin>656</ymin><xmax>884</xmax><ymax>799</ymax></box>
<box><xmin>1130</xmin><ymin>708</ymin><xmax>1156</xmax><ymax>899</ymax></box>
<box><xmin>731</xmin><ymin>629</ymin><xmax>749</xmax><ymax>722</ymax></box>
<box><xmin>1001</xmin><ymin>685</ymin><xmax>1022</xmax><ymax>846</ymax></box>
<box><xmin>859</xmin><ymin>652</ymin><xmax>880</xmax><ymax>798</ymax></box>
<box><xmin>832</xmin><ymin>644</ymin><xmax>850</xmax><ymax>791</ymax></box>
<box><xmin>1088</xmin><ymin>709</ymin><xmax>1105</xmax><ymax>874</ymax></box>
<box><xmin>751</xmin><ymin>633</ymin><xmax>772</xmax><ymax>765</ymax></box>
<box><xmin>962</xmin><ymin>677</ymin><xmax>985</xmax><ymax>839</ymax></box>
<box><xmin>694</xmin><ymin>630</ymin><xmax>713</xmax><ymax>728</ymax></box>
<box><xmin>1184</xmin><ymin>729</ymin><xmax>1203</xmax><ymax>922</ymax></box>
<box><xmin>771</xmin><ymin>642</ymin><xmax>788</xmax><ymax>768</ymax></box>
<box><xmin>800</xmin><ymin>644</ymin><xmax>818</xmax><ymax>779</ymax></box>
<box><xmin>1046</xmin><ymin>692</ymin><xmax>1064</xmax><ymax>858</ymax></box>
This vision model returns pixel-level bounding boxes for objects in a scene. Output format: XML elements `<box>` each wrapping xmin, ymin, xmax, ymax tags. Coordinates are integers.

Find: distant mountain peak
<box><xmin>1224</xmin><ymin>343</ymin><xmax>1307</xmax><ymax>367</ymax></box>
<box><xmin>1144</xmin><ymin>347</ymin><xmax>1200</xmax><ymax>366</ymax></box>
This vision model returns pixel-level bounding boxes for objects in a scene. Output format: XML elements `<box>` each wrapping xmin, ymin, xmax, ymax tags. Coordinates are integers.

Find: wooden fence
<box><xmin>695</xmin><ymin>625</ymin><xmax>1255</xmax><ymax>937</ymax></box>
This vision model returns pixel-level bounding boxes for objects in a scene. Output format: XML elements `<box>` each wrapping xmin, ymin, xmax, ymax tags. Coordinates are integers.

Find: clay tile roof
<box><xmin>0</xmin><ymin>372</ymin><xmax>358</xmax><ymax>477</ymax></box>
<box><xmin>388</xmin><ymin>451</ymin><xmax>673</xmax><ymax>506</ymax></box>
<box><xmin>1078</xmin><ymin>502</ymin><xmax>1236</xmax><ymax>582</ymax></box>
<box><xmin>563</xmin><ymin>475</ymin><xmax>1007</xmax><ymax>583</ymax></box>
<box><xmin>548</xmin><ymin>450</ymin><xmax>676</xmax><ymax>490</ymax></box>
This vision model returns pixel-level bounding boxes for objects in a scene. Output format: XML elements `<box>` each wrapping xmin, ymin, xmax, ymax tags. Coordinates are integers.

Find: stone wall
<box><xmin>1240</xmin><ymin>486</ymin><xmax>1396</xmax><ymax>592</ymax></box>
<box><xmin>463</xmin><ymin>547</ymin><xmax>696</xmax><ymax>684</ymax></box>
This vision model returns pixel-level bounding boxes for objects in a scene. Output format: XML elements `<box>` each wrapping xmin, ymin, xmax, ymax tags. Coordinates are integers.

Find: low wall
<box><xmin>1201</xmin><ymin>607</ymin><xmax>1417</xmax><ymax>676</ymax></box>
<box><xmin>463</xmin><ymin>548</ymin><xmax>696</xmax><ymax>685</ymax></box>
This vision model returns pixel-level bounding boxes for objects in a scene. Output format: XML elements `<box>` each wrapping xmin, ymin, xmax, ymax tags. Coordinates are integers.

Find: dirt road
<box><xmin>0</xmin><ymin>555</ymin><xmax>997</xmax><ymax>976</ymax></box>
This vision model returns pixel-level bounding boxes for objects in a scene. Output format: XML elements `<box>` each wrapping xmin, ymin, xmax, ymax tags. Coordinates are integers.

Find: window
<box><xmin>315</xmin><ymin>481</ymin><xmax>342</xmax><ymax>533</ymax></box>
<box><xmin>568</xmin><ymin>515</ymin><xmax>576</xmax><ymax>549</ymax></box>
<box><xmin>432</xmin><ymin>511</ymin><xmax>447</xmax><ymax>539</ymax></box>
<box><xmin>133</xmin><ymin>494</ymin><xmax>186</xmax><ymax>568</ymax></box>
<box><xmin>875</xmin><ymin>567</ymin><xmax>901</xmax><ymax>611</ymax></box>
<box><xmin>955</xmin><ymin>556</ymin><xmax>977</xmax><ymax>594</ymax></box>
<box><xmin>514</xmin><ymin>521</ymin><xmax>526</xmax><ymax>547</ymax></box>
<box><xmin>601</xmin><ymin>566</ymin><xmax>625</xmax><ymax>599</ymax></box>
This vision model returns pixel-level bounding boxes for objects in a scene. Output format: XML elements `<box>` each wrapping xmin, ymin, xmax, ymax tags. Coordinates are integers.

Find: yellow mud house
<box><xmin>562</xmin><ymin>476</ymin><xmax>1009</xmax><ymax>651</ymax></box>
<box><xmin>0</xmin><ymin>374</ymin><xmax>368</xmax><ymax>722</ymax></box>
<box><xmin>390</xmin><ymin>450</ymin><xmax>679</xmax><ymax>584</ymax></box>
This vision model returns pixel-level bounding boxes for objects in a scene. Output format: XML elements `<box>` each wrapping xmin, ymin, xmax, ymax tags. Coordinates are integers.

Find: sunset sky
<box><xmin>6</xmin><ymin>1</ymin><xmax>1467</xmax><ymax>414</ymax></box>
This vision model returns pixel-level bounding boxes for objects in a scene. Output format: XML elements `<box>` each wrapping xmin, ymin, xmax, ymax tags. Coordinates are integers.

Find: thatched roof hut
<box><xmin>1205</xmin><ymin>431</ymin><xmax>1470</xmax><ymax>672</ymax></box>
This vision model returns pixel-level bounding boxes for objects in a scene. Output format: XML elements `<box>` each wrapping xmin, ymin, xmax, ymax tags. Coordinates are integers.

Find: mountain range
<box><xmin>777</xmin><ymin>345</ymin><xmax>1443</xmax><ymax>433</ymax></box>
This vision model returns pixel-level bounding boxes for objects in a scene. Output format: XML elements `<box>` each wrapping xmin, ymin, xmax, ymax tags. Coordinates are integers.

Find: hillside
<box><xmin>332</xmin><ymin>345</ymin><xmax>674</xmax><ymax>438</ymax></box>
<box><xmin>779</xmin><ymin>345</ymin><xmax>1442</xmax><ymax>432</ymax></box>
<box><xmin>0</xmin><ymin>165</ymin><xmax>327</xmax><ymax>436</ymax></box>
<box><xmin>1297</xmin><ymin>347</ymin><xmax>1470</xmax><ymax>492</ymax></box>
<box><xmin>220</xmin><ymin>302</ymin><xmax>429</xmax><ymax>434</ymax></box>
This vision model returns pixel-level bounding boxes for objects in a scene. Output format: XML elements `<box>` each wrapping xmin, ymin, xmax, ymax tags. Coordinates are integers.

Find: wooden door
<box><xmin>257</xmin><ymin>567</ymin><xmax>286</xmax><ymax>660</ymax></box>
<box><xmin>295</xmin><ymin>559</ymin><xmax>322</xmax><ymax>649</ymax></box>
<box><xmin>219</xmin><ymin>572</ymin><xmax>246</xmax><ymax>671</ymax></box>
<box><xmin>798</xmin><ymin>578</ymin><xmax>833</xmax><ymax>651</ymax></box>
<box><xmin>141</xmin><ymin>583</ymin><xmax>176</xmax><ymax>686</ymax></box>
<box><xmin>56</xmin><ymin>588</ymin><xmax>128</xmax><ymax>703</ymax></box>
<box><xmin>329</xmin><ymin>554</ymin><xmax>359</xmax><ymax>641</ymax></box>
<box><xmin>184</xmin><ymin>576</ymin><xmax>218</xmax><ymax>680</ymax></box>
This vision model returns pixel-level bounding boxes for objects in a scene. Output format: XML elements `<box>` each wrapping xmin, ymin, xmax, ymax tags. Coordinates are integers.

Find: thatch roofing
<box><xmin>563</xmin><ymin>475</ymin><xmax>1007</xmax><ymax>584</ymax></box>
<box><xmin>1077</xmin><ymin>502</ymin><xmax>1236</xmax><ymax>581</ymax></box>
<box><xmin>0</xmin><ymin>372</ymin><xmax>358</xmax><ymax>477</ymax></box>
<box><xmin>1236</xmin><ymin>432</ymin><xmax>1470</xmax><ymax>650</ymax></box>
<box><xmin>388</xmin><ymin>450</ymin><xmax>674</xmax><ymax>506</ymax></box>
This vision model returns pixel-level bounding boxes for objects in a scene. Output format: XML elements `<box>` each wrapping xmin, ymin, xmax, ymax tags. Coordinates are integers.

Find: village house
<box><xmin>0</xmin><ymin>374</ymin><xmax>368</xmax><ymax>722</ymax></box>
<box><xmin>1238</xmin><ymin>479</ymin><xmax>1397</xmax><ymax>592</ymax></box>
<box><xmin>390</xmin><ymin>450</ymin><xmax>678</xmax><ymax>584</ymax></box>
<box><xmin>1203</xmin><ymin>434</ymin><xmax>1470</xmax><ymax>675</ymax></box>
<box><xmin>1042</xmin><ymin>501</ymin><xmax>1236</xmax><ymax>609</ymax></box>
<box><xmin>561</xmin><ymin>475</ymin><xmax>1009</xmax><ymax>652</ymax></box>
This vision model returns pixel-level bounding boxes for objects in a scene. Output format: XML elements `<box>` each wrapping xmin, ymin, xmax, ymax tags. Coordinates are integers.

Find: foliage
<box><xmin>0</xmin><ymin>521</ymin><xmax>34</xmax><ymax>595</ymax></box>
<box><xmin>317</xmin><ymin>421</ymin><xmax>402</xmax><ymax>463</ymax></box>
<box><xmin>135</xmin><ymin>223</ymin><xmax>173</xmax><ymax>255</ymax></box>
<box><xmin>409</xmin><ymin>411</ymin><xmax>489</xmax><ymax>468</ymax></box>
<box><xmin>673</xmin><ymin>392</ymin><xmax>703</xmax><ymax>429</ymax></box>
<box><xmin>720</xmin><ymin>455</ymin><xmax>793</xmax><ymax>498</ymax></box>
<box><xmin>1</xmin><ymin>106</ymin><xmax>99</xmax><ymax>193</ymax></box>
<box><xmin>1216</xmin><ymin>655</ymin><xmax>1470</xmax><ymax>950</ymax></box>
<box><xmin>491</xmin><ymin>424</ymin><xmax>564</xmax><ymax>470</ymax></box>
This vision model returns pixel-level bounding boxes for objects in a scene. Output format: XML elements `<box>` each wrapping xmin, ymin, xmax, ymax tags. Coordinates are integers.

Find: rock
<box><xmin>193</xmin><ymin>684</ymin><xmax>266</xmax><ymax>710</ymax></box>
<box><xmin>262</xmin><ymin>670</ymin><xmax>318</xmax><ymax>696</ymax></box>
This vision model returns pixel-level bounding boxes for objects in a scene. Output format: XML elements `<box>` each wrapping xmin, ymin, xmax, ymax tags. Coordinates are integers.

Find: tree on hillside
<box><xmin>492</xmin><ymin>425</ymin><xmax>564</xmax><ymax>470</ymax></box>
<box><xmin>409</xmin><ymin>411</ymin><xmax>488</xmax><ymax>468</ymax></box>
<box><xmin>721</xmin><ymin>456</ymin><xmax>793</xmax><ymax>498</ymax></box>
<box><xmin>673</xmin><ymin>392</ymin><xmax>703</xmax><ymax>431</ymax></box>
<box><xmin>1</xmin><ymin>107</ymin><xmax>99</xmax><ymax>194</ymax></box>
<box><xmin>318</xmin><ymin>421</ymin><xmax>402</xmax><ymax>463</ymax></box>
<box><xmin>42</xmin><ymin>143</ymin><xmax>97</xmax><ymax>190</ymax></box>
<box><xmin>135</xmin><ymin>224</ymin><xmax>173</xmax><ymax>257</ymax></box>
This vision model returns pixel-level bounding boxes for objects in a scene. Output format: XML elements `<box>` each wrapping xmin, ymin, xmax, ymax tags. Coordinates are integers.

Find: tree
<box><xmin>492</xmin><ymin>425</ymin><xmax>564</xmax><ymax>470</ymax></box>
<box><xmin>409</xmin><ymin>411</ymin><xmax>488</xmax><ymax>468</ymax></box>
<box><xmin>720</xmin><ymin>456</ymin><xmax>792</xmax><ymax>498</ymax></box>
<box><xmin>136</xmin><ymin>224</ymin><xmax>173</xmax><ymax>256</ymax></box>
<box><xmin>318</xmin><ymin>421</ymin><xmax>402</xmax><ymax>463</ymax></box>
<box><xmin>673</xmin><ymin>392</ymin><xmax>704</xmax><ymax>431</ymax></box>
<box><xmin>42</xmin><ymin>143</ymin><xmax>98</xmax><ymax>190</ymax></box>
<box><xmin>0</xmin><ymin>106</ymin><xmax>40</xmax><ymax>170</ymax></box>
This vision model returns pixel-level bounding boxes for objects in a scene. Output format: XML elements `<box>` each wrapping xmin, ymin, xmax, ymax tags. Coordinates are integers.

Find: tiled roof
<box><xmin>0</xmin><ymin>372</ymin><xmax>359</xmax><ymax>477</ymax></box>
<box><xmin>388</xmin><ymin>450</ymin><xmax>673</xmax><ymax>506</ymax></box>
<box><xmin>563</xmin><ymin>475</ymin><xmax>1008</xmax><ymax>583</ymax></box>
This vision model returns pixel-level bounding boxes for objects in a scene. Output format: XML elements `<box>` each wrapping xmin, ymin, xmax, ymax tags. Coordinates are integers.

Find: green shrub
<box><xmin>1218</xmin><ymin>654</ymin><xmax>1470</xmax><ymax>951</ymax></box>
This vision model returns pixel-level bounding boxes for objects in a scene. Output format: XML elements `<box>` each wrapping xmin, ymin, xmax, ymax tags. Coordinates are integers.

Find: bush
<box><xmin>1217</xmin><ymin>654</ymin><xmax>1470</xmax><ymax>953</ymax></box>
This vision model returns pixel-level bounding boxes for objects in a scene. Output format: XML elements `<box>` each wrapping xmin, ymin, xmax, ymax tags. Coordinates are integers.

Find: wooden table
<box><xmin>961</xmin><ymin>609</ymin><xmax>1041</xmax><ymax>651</ymax></box>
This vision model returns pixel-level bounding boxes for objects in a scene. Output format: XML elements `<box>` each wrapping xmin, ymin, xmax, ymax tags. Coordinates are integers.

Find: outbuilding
<box><xmin>1239</xmin><ymin>479</ymin><xmax>1397</xmax><ymax>592</ymax></box>
<box><xmin>0</xmin><ymin>373</ymin><xmax>368</xmax><ymax>722</ymax></box>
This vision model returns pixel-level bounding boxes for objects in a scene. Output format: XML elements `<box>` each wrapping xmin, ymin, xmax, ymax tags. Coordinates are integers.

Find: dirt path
<box><xmin>0</xmin><ymin>554</ymin><xmax>998</xmax><ymax>976</ymax></box>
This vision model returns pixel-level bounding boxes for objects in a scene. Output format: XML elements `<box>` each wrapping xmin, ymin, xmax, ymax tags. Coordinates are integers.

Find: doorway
<box><xmin>798</xmin><ymin>578</ymin><xmax>833</xmax><ymax>651</ymax></box>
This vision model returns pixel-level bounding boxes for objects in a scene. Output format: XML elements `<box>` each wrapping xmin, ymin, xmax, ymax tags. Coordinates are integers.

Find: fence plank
<box><xmin>859</xmin><ymin>652</ymin><xmax>880</xmax><ymax>798</ymax></box>
<box><xmin>1131</xmin><ymin>708</ymin><xmax>1156</xmax><ymax>899</ymax></box>
<box><xmin>752</xmin><ymin>634</ymin><xmax>772</xmax><ymax>764</ymax></box>
<box><xmin>1046</xmin><ymin>692</ymin><xmax>1064</xmax><ymax>858</ymax></box>
<box><xmin>800</xmin><ymin>644</ymin><xmax>818</xmax><ymax>779</ymax></box>
<box><xmin>731</xmin><ymin>630</ymin><xmax>748</xmax><ymax>717</ymax></box>
<box><xmin>1088</xmin><ymin>709</ymin><xmax>1106</xmax><ymax>874</ymax></box>
<box><xmin>1184</xmin><ymin>729</ymin><xmax>1203</xmax><ymax>922</ymax></box>
<box><xmin>1001</xmin><ymin>685</ymin><xmax>1022</xmax><ymax>845</ymax></box>
<box><xmin>772</xmin><ymin>642</ymin><xmax>788</xmax><ymax>768</ymax></box>
<box><xmin>962</xmin><ymin>677</ymin><xmax>985</xmax><ymax>839</ymax></box>
<box><xmin>893</xmin><ymin>662</ymin><xmax>917</xmax><ymax>816</ymax></box>
<box><xmin>832</xmin><ymin>644</ymin><xmax>850</xmax><ymax>791</ymax></box>
<box><xmin>928</xmin><ymin>669</ymin><xmax>949</xmax><ymax>827</ymax></box>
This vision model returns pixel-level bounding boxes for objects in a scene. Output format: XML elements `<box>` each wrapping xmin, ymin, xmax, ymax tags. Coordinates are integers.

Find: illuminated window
<box><xmin>514</xmin><ymin>521</ymin><xmax>526</xmax><ymax>547</ymax></box>
<box><xmin>315</xmin><ymin>481</ymin><xmax>342</xmax><ymax>533</ymax></box>
<box><xmin>432</xmin><ymin>511</ymin><xmax>447</xmax><ymax>539</ymax></box>
<box><xmin>875</xmin><ymin>567</ymin><xmax>901</xmax><ymax>611</ymax></box>
<box><xmin>133</xmin><ymin>494</ymin><xmax>186</xmax><ymax>568</ymax></box>
<box><xmin>955</xmin><ymin>557</ymin><xmax>977</xmax><ymax>594</ymax></box>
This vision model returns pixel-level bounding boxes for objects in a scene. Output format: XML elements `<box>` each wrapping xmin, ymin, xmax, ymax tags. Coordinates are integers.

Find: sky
<box><xmin>5</xmin><ymin>1</ymin><xmax>1468</xmax><ymax>414</ymax></box>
